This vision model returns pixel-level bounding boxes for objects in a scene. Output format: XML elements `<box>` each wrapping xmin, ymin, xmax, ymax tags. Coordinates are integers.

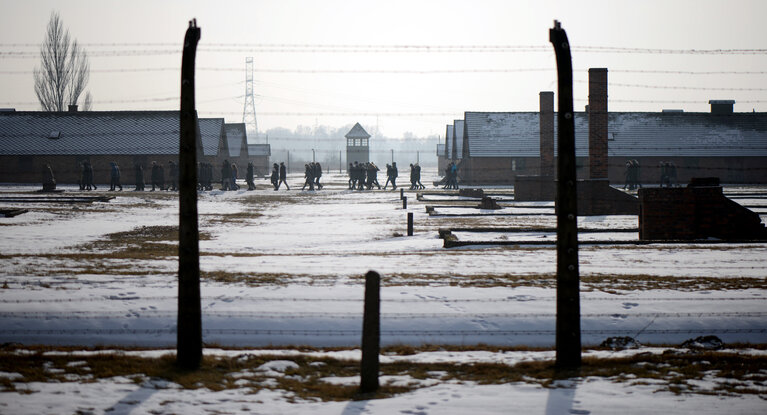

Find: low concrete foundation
<box><xmin>515</xmin><ymin>176</ymin><xmax>638</xmax><ymax>215</ymax></box>
<box><xmin>577</xmin><ymin>179</ymin><xmax>639</xmax><ymax>216</ymax></box>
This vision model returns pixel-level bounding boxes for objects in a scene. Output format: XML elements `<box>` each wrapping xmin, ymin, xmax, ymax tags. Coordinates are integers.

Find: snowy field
<box><xmin>1</xmin><ymin>169</ymin><xmax>766</xmax><ymax>414</ymax></box>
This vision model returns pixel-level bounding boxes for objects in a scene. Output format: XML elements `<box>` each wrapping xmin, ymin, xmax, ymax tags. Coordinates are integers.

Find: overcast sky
<box><xmin>1</xmin><ymin>0</ymin><xmax>766</xmax><ymax>140</ymax></box>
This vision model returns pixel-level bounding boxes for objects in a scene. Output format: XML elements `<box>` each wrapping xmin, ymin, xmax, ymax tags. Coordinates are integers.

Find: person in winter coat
<box><xmin>302</xmin><ymin>163</ymin><xmax>315</xmax><ymax>190</ymax></box>
<box><xmin>270</xmin><ymin>163</ymin><xmax>279</xmax><ymax>190</ymax></box>
<box><xmin>230</xmin><ymin>163</ymin><xmax>240</xmax><ymax>190</ymax></box>
<box><xmin>221</xmin><ymin>160</ymin><xmax>232</xmax><ymax>191</ymax></box>
<box><xmin>109</xmin><ymin>162</ymin><xmax>122</xmax><ymax>191</ymax></box>
<box><xmin>278</xmin><ymin>162</ymin><xmax>289</xmax><ymax>190</ymax></box>
<box><xmin>168</xmin><ymin>161</ymin><xmax>178</xmax><ymax>191</ymax></box>
<box><xmin>314</xmin><ymin>162</ymin><xmax>323</xmax><ymax>190</ymax></box>
<box><xmin>85</xmin><ymin>160</ymin><xmax>96</xmax><ymax>190</ymax></box>
<box><xmin>414</xmin><ymin>163</ymin><xmax>424</xmax><ymax>189</ymax></box>
<box><xmin>134</xmin><ymin>164</ymin><xmax>145</xmax><ymax>191</ymax></box>
<box><xmin>390</xmin><ymin>162</ymin><xmax>398</xmax><ymax>190</ymax></box>
<box><xmin>246</xmin><ymin>162</ymin><xmax>256</xmax><ymax>190</ymax></box>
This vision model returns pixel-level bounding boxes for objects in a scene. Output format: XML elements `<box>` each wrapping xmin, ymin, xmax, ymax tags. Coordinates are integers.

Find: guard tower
<box><xmin>345</xmin><ymin>122</ymin><xmax>370</xmax><ymax>169</ymax></box>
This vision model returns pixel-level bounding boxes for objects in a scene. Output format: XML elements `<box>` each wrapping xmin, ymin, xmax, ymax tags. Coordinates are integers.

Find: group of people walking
<box><xmin>74</xmin><ymin>159</ymin><xmax>256</xmax><ymax>192</ymax></box>
<box><xmin>349</xmin><ymin>161</ymin><xmax>381</xmax><ymax>190</ymax></box>
<box><xmin>659</xmin><ymin>161</ymin><xmax>678</xmax><ymax>188</ymax></box>
<box><xmin>302</xmin><ymin>162</ymin><xmax>323</xmax><ymax>191</ymax></box>
<box><xmin>270</xmin><ymin>162</ymin><xmax>290</xmax><ymax>190</ymax></box>
<box><xmin>409</xmin><ymin>163</ymin><xmax>425</xmax><ymax>190</ymax></box>
<box><xmin>78</xmin><ymin>160</ymin><xmax>97</xmax><ymax>190</ymax></box>
<box><xmin>52</xmin><ymin>159</ymin><xmax>452</xmax><ymax>193</ymax></box>
<box><xmin>442</xmin><ymin>161</ymin><xmax>460</xmax><ymax>189</ymax></box>
<box><xmin>144</xmin><ymin>160</ymin><xmax>178</xmax><ymax>192</ymax></box>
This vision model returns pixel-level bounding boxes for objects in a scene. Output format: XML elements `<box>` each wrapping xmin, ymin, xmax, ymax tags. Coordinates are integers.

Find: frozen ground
<box><xmin>0</xmin><ymin>170</ymin><xmax>766</xmax><ymax>413</ymax></box>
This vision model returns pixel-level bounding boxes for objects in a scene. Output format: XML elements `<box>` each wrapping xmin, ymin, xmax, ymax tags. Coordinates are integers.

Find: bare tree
<box><xmin>83</xmin><ymin>91</ymin><xmax>93</xmax><ymax>111</ymax></box>
<box><xmin>33</xmin><ymin>12</ymin><xmax>90</xmax><ymax>112</ymax></box>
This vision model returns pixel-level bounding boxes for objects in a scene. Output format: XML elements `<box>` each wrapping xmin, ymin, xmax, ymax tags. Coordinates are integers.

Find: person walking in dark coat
<box><xmin>314</xmin><ymin>162</ymin><xmax>323</xmax><ymax>190</ymax></box>
<box><xmin>368</xmin><ymin>162</ymin><xmax>381</xmax><ymax>189</ymax></box>
<box><xmin>109</xmin><ymin>162</ymin><xmax>122</xmax><ymax>191</ymax></box>
<box><xmin>85</xmin><ymin>161</ymin><xmax>96</xmax><ymax>190</ymax></box>
<box><xmin>150</xmin><ymin>161</ymin><xmax>161</xmax><ymax>191</ymax></box>
<box><xmin>390</xmin><ymin>162</ymin><xmax>398</xmax><ymax>190</ymax></box>
<box><xmin>349</xmin><ymin>162</ymin><xmax>356</xmax><ymax>190</ymax></box>
<box><xmin>278</xmin><ymin>162</ymin><xmax>289</xmax><ymax>190</ymax></box>
<box><xmin>383</xmin><ymin>164</ymin><xmax>392</xmax><ymax>190</ymax></box>
<box><xmin>302</xmin><ymin>164</ymin><xmax>315</xmax><ymax>190</ymax></box>
<box><xmin>270</xmin><ymin>163</ymin><xmax>279</xmax><ymax>190</ymax></box>
<box><xmin>231</xmin><ymin>163</ymin><xmax>240</xmax><ymax>190</ymax></box>
<box><xmin>168</xmin><ymin>161</ymin><xmax>178</xmax><ymax>191</ymax></box>
<box><xmin>414</xmin><ymin>163</ymin><xmax>425</xmax><ymax>189</ymax></box>
<box><xmin>246</xmin><ymin>162</ymin><xmax>256</xmax><ymax>190</ymax></box>
<box><xmin>221</xmin><ymin>160</ymin><xmax>232</xmax><ymax>191</ymax></box>
<box><xmin>134</xmin><ymin>164</ymin><xmax>145</xmax><ymax>191</ymax></box>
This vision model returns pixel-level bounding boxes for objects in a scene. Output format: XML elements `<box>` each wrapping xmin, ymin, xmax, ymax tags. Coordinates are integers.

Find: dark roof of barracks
<box><xmin>0</xmin><ymin>111</ymin><xmax>218</xmax><ymax>157</ymax></box>
<box><xmin>463</xmin><ymin>111</ymin><xmax>767</xmax><ymax>158</ymax></box>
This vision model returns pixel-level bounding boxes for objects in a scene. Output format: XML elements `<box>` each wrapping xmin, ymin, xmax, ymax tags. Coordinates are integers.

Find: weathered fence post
<box><xmin>400</xmin><ymin>188</ymin><xmax>404</xmax><ymax>200</ymax></box>
<box><xmin>549</xmin><ymin>20</ymin><xmax>582</xmax><ymax>369</ymax></box>
<box><xmin>402</xmin><ymin>196</ymin><xmax>407</xmax><ymax>209</ymax></box>
<box><xmin>360</xmin><ymin>270</ymin><xmax>381</xmax><ymax>394</ymax></box>
<box><xmin>407</xmin><ymin>212</ymin><xmax>414</xmax><ymax>236</ymax></box>
<box><xmin>177</xmin><ymin>19</ymin><xmax>202</xmax><ymax>370</ymax></box>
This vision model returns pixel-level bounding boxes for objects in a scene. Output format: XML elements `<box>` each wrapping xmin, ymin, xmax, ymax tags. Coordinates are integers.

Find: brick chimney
<box><xmin>588</xmin><ymin>68</ymin><xmax>608</xmax><ymax>179</ymax></box>
<box><xmin>539</xmin><ymin>91</ymin><xmax>554</xmax><ymax>177</ymax></box>
<box><xmin>709</xmin><ymin>100</ymin><xmax>734</xmax><ymax>114</ymax></box>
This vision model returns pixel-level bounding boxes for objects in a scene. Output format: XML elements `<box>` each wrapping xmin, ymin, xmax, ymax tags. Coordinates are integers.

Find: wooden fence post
<box><xmin>177</xmin><ymin>19</ymin><xmax>202</xmax><ymax>370</ymax></box>
<box><xmin>407</xmin><ymin>212</ymin><xmax>414</xmax><ymax>236</ymax></box>
<box><xmin>360</xmin><ymin>270</ymin><xmax>381</xmax><ymax>394</ymax></box>
<box><xmin>402</xmin><ymin>196</ymin><xmax>407</xmax><ymax>209</ymax></box>
<box><xmin>550</xmin><ymin>20</ymin><xmax>582</xmax><ymax>369</ymax></box>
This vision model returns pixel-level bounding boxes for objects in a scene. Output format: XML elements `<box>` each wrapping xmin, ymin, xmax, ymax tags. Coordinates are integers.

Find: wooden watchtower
<box><xmin>345</xmin><ymin>122</ymin><xmax>370</xmax><ymax>169</ymax></box>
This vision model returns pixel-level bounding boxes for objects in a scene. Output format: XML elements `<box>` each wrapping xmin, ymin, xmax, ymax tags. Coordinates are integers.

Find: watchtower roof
<box><xmin>344</xmin><ymin>122</ymin><xmax>371</xmax><ymax>139</ymax></box>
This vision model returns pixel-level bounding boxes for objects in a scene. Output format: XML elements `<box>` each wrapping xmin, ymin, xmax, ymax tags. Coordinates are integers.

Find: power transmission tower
<box><xmin>242</xmin><ymin>57</ymin><xmax>259</xmax><ymax>140</ymax></box>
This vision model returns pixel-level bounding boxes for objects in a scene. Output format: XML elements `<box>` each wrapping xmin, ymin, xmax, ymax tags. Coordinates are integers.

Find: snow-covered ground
<box><xmin>1</xmin><ymin>170</ymin><xmax>766</xmax><ymax>413</ymax></box>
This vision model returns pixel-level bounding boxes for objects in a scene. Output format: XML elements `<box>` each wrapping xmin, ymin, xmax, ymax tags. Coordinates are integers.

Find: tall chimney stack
<box><xmin>539</xmin><ymin>91</ymin><xmax>555</xmax><ymax>177</ymax></box>
<box><xmin>588</xmin><ymin>68</ymin><xmax>608</xmax><ymax>179</ymax></box>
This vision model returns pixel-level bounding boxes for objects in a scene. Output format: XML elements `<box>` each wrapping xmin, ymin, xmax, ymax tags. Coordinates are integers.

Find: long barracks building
<box><xmin>441</xmin><ymin>85</ymin><xmax>767</xmax><ymax>185</ymax></box>
<box><xmin>0</xmin><ymin>109</ymin><xmax>270</xmax><ymax>185</ymax></box>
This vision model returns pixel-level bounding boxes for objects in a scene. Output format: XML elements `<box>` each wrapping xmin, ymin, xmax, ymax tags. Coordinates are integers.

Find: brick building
<box><xmin>456</xmin><ymin>70</ymin><xmax>767</xmax><ymax>185</ymax></box>
<box><xmin>224</xmin><ymin>123</ymin><xmax>249</xmax><ymax>170</ymax></box>
<box><xmin>0</xmin><ymin>110</ymin><xmax>243</xmax><ymax>185</ymax></box>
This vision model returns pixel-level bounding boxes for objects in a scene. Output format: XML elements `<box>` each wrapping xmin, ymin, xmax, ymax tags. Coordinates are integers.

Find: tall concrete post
<box><xmin>550</xmin><ymin>20</ymin><xmax>581</xmax><ymax>369</ymax></box>
<box><xmin>177</xmin><ymin>19</ymin><xmax>202</xmax><ymax>370</ymax></box>
<box><xmin>360</xmin><ymin>271</ymin><xmax>381</xmax><ymax>394</ymax></box>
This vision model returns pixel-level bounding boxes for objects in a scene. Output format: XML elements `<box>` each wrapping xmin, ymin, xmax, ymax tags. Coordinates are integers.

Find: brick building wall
<box><xmin>0</xmin><ymin>154</ymin><xmax>179</xmax><ymax>186</ymax></box>
<box><xmin>639</xmin><ymin>184</ymin><xmax>767</xmax><ymax>240</ymax></box>
<box><xmin>460</xmin><ymin>156</ymin><xmax>538</xmax><ymax>184</ymax></box>
<box><xmin>539</xmin><ymin>91</ymin><xmax>555</xmax><ymax>177</ymax></box>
